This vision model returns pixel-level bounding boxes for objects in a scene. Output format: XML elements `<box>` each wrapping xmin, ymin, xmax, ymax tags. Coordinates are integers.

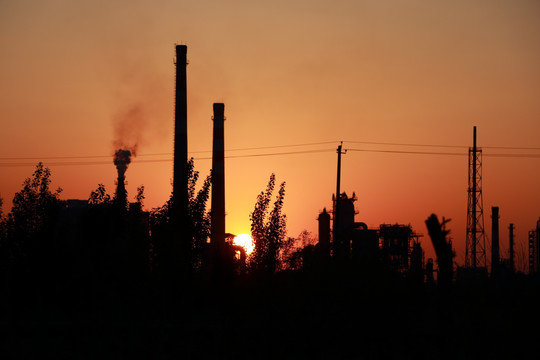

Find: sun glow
<box><xmin>233</xmin><ymin>233</ymin><xmax>255</xmax><ymax>255</ymax></box>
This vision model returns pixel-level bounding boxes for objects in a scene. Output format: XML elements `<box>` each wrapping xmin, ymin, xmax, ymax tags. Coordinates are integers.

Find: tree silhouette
<box><xmin>7</xmin><ymin>163</ymin><xmax>62</xmax><ymax>262</ymax></box>
<box><xmin>249</xmin><ymin>174</ymin><xmax>287</xmax><ymax>274</ymax></box>
<box><xmin>1</xmin><ymin>163</ymin><xmax>63</xmax><ymax>310</ymax></box>
<box><xmin>150</xmin><ymin>158</ymin><xmax>211</xmax><ymax>276</ymax></box>
<box><xmin>187</xmin><ymin>166</ymin><xmax>211</xmax><ymax>270</ymax></box>
<box><xmin>135</xmin><ymin>185</ymin><xmax>145</xmax><ymax>207</ymax></box>
<box><xmin>280</xmin><ymin>230</ymin><xmax>317</xmax><ymax>270</ymax></box>
<box><xmin>88</xmin><ymin>183</ymin><xmax>112</xmax><ymax>205</ymax></box>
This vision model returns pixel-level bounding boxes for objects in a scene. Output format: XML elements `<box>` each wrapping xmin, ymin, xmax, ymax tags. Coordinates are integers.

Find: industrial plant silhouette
<box><xmin>1</xmin><ymin>45</ymin><xmax>539</xmax><ymax>359</ymax></box>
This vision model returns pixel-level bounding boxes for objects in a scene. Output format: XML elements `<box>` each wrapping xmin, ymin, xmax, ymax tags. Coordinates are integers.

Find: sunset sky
<box><xmin>1</xmin><ymin>0</ymin><xmax>539</xmax><ymax>267</ymax></box>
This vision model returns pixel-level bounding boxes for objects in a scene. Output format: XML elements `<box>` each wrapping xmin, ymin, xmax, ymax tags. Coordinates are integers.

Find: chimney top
<box><xmin>213</xmin><ymin>103</ymin><xmax>225</xmax><ymax>117</ymax></box>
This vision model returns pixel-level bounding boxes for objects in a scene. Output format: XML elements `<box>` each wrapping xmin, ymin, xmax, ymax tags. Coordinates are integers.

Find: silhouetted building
<box><xmin>425</xmin><ymin>258</ymin><xmax>435</xmax><ymax>287</ymax></box>
<box><xmin>331</xmin><ymin>192</ymin><xmax>357</xmax><ymax>259</ymax></box>
<box><xmin>409</xmin><ymin>239</ymin><xmax>425</xmax><ymax>287</ymax></box>
<box><xmin>318</xmin><ymin>192</ymin><xmax>425</xmax><ymax>275</ymax></box>
<box><xmin>350</xmin><ymin>225</ymin><xmax>379</xmax><ymax>267</ymax></box>
<box><xmin>380</xmin><ymin>224</ymin><xmax>416</xmax><ymax>272</ymax></box>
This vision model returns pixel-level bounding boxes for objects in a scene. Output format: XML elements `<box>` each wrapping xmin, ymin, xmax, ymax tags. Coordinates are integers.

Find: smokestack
<box><xmin>211</xmin><ymin>103</ymin><xmax>226</xmax><ymax>259</ymax></box>
<box><xmin>491</xmin><ymin>206</ymin><xmax>500</xmax><ymax>276</ymax></box>
<box><xmin>172</xmin><ymin>45</ymin><xmax>188</xmax><ymax>221</ymax></box>
<box><xmin>114</xmin><ymin>149</ymin><xmax>131</xmax><ymax>208</ymax></box>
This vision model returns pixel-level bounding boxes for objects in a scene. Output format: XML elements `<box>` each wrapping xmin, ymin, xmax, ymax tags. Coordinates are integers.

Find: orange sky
<box><xmin>1</xmin><ymin>0</ymin><xmax>539</xmax><ymax>268</ymax></box>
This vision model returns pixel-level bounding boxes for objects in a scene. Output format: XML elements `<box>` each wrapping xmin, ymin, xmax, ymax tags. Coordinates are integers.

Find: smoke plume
<box><xmin>111</xmin><ymin>103</ymin><xmax>143</xmax><ymax>181</ymax></box>
<box><xmin>114</xmin><ymin>149</ymin><xmax>132</xmax><ymax>179</ymax></box>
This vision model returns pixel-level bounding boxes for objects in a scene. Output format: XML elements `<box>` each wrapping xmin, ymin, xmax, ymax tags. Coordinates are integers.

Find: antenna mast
<box><xmin>466</xmin><ymin>126</ymin><xmax>487</xmax><ymax>270</ymax></box>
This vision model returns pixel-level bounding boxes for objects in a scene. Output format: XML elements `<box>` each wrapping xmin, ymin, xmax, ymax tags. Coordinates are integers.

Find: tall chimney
<box><xmin>115</xmin><ymin>170</ymin><xmax>127</xmax><ymax>208</ymax></box>
<box><xmin>211</xmin><ymin>103</ymin><xmax>226</xmax><ymax>261</ymax></box>
<box><xmin>491</xmin><ymin>206</ymin><xmax>500</xmax><ymax>276</ymax></box>
<box><xmin>113</xmin><ymin>149</ymin><xmax>131</xmax><ymax>208</ymax></box>
<box><xmin>173</xmin><ymin>45</ymin><xmax>188</xmax><ymax>223</ymax></box>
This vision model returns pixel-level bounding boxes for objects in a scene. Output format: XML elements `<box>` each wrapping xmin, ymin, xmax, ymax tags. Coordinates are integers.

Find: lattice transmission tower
<box><xmin>466</xmin><ymin>126</ymin><xmax>487</xmax><ymax>269</ymax></box>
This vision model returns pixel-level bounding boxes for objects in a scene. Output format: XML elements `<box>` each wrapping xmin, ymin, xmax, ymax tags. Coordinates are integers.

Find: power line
<box><xmin>199</xmin><ymin>148</ymin><xmax>333</xmax><ymax>160</ymax></box>
<box><xmin>345</xmin><ymin>140</ymin><xmax>467</xmax><ymax>149</ymax></box>
<box><xmin>347</xmin><ymin>148</ymin><xmax>540</xmax><ymax>158</ymax></box>
<box><xmin>1</xmin><ymin>139</ymin><xmax>539</xmax><ymax>166</ymax></box>
<box><xmin>483</xmin><ymin>145</ymin><xmax>540</xmax><ymax>150</ymax></box>
<box><xmin>345</xmin><ymin>140</ymin><xmax>540</xmax><ymax>151</ymax></box>
<box><xmin>0</xmin><ymin>149</ymin><xmax>335</xmax><ymax>167</ymax></box>
<box><xmin>190</xmin><ymin>141</ymin><xmax>340</xmax><ymax>154</ymax></box>
<box><xmin>484</xmin><ymin>153</ymin><xmax>540</xmax><ymax>158</ymax></box>
<box><xmin>0</xmin><ymin>141</ymin><xmax>338</xmax><ymax>161</ymax></box>
<box><xmin>347</xmin><ymin>148</ymin><xmax>466</xmax><ymax>156</ymax></box>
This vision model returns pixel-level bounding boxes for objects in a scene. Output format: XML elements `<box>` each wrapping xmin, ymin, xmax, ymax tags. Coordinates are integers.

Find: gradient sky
<box><xmin>1</xmin><ymin>0</ymin><xmax>539</xmax><ymax>268</ymax></box>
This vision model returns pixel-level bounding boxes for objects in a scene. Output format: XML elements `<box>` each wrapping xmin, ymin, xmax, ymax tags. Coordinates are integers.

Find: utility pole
<box><xmin>333</xmin><ymin>142</ymin><xmax>347</xmax><ymax>261</ymax></box>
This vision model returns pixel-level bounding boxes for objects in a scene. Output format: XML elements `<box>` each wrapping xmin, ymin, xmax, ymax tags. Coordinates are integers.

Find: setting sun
<box><xmin>233</xmin><ymin>234</ymin><xmax>255</xmax><ymax>255</ymax></box>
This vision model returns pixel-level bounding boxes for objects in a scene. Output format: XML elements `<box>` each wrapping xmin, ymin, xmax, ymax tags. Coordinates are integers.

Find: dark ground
<box><xmin>2</xmin><ymin>271</ymin><xmax>540</xmax><ymax>359</ymax></box>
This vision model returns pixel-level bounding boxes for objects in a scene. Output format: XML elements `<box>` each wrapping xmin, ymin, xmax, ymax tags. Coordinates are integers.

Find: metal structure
<box><xmin>379</xmin><ymin>224</ymin><xmax>420</xmax><ymax>272</ymax></box>
<box><xmin>466</xmin><ymin>126</ymin><xmax>487</xmax><ymax>269</ymax></box>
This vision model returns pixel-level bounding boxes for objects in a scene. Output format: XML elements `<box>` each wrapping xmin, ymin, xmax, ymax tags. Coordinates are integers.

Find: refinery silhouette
<box><xmin>1</xmin><ymin>45</ymin><xmax>539</xmax><ymax>359</ymax></box>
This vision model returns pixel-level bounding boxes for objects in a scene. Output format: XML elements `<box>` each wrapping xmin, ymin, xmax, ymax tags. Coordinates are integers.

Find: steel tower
<box><xmin>466</xmin><ymin>126</ymin><xmax>487</xmax><ymax>269</ymax></box>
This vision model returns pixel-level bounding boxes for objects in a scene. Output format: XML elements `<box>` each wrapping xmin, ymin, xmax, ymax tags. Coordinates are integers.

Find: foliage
<box><xmin>280</xmin><ymin>230</ymin><xmax>317</xmax><ymax>270</ymax></box>
<box><xmin>135</xmin><ymin>185</ymin><xmax>145</xmax><ymax>206</ymax></box>
<box><xmin>149</xmin><ymin>158</ymin><xmax>211</xmax><ymax>273</ymax></box>
<box><xmin>2</xmin><ymin>163</ymin><xmax>62</xmax><ymax>272</ymax></box>
<box><xmin>187</xmin><ymin>164</ymin><xmax>212</xmax><ymax>269</ymax></box>
<box><xmin>249</xmin><ymin>174</ymin><xmax>287</xmax><ymax>274</ymax></box>
<box><xmin>88</xmin><ymin>184</ymin><xmax>112</xmax><ymax>205</ymax></box>
<box><xmin>279</xmin><ymin>236</ymin><xmax>298</xmax><ymax>270</ymax></box>
<box><xmin>10</xmin><ymin>163</ymin><xmax>62</xmax><ymax>243</ymax></box>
